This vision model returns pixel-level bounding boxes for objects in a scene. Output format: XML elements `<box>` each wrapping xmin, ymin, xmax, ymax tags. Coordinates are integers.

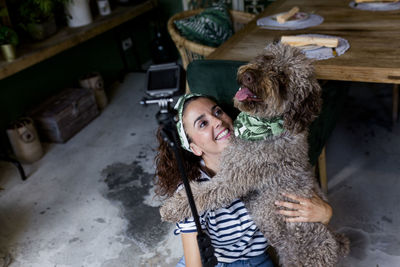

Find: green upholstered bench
<box><xmin>186</xmin><ymin>59</ymin><xmax>348</xmax><ymax>192</ymax></box>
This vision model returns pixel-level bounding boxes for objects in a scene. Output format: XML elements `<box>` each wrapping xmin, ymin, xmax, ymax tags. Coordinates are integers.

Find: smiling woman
<box><xmin>154</xmin><ymin>94</ymin><xmax>274</xmax><ymax>267</ymax></box>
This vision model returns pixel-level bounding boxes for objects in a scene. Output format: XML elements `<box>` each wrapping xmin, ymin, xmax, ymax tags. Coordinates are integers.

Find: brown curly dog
<box><xmin>160</xmin><ymin>43</ymin><xmax>349</xmax><ymax>267</ymax></box>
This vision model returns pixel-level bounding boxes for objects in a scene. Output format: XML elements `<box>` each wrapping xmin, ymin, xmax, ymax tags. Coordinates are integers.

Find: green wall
<box><xmin>0</xmin><ymin>1</ymin><xmax>183</xmax><ymax>148</ymax></box>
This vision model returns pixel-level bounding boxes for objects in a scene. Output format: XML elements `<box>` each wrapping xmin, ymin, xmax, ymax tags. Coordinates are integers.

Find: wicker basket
<box><xmin>168</xmin><ymin>9</ymin><xmax>255</xmax><ymax>69</ymax></box>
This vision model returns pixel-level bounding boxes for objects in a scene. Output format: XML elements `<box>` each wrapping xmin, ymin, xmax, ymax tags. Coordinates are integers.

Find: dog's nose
<box><xmin>243</xmin><ymin>72</ymin><xmax>254</xmax><ymax>86</ymax></box>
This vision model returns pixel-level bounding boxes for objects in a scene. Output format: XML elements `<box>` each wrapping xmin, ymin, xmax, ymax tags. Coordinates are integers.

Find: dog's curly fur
<box><xmin>160</xmin><ymin>43</ymin><xmax>349</xmax><ymax>266</ymax></box>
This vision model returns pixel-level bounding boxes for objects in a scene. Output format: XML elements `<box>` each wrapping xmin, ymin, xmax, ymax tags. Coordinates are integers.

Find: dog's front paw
<box><xmin>159</xmin><ymin>191</ymin><xmax>192</xmax><ymax>222</ymax></box>
<box><xmin>159</xmin><ymin>199</ymin><xmax>177</xmax><ymax>222</ymax></box>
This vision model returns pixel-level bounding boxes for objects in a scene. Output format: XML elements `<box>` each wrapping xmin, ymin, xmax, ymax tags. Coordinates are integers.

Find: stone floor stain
<box><xmin>101</xmin><ymin>161</ymin><xmax>169</xmax><ymax>248</ymax></box>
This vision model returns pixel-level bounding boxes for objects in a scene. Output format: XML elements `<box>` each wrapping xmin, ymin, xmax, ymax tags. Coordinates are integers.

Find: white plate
<box><xmin>272</xmin><ymin>12</ymin><xmax>309</xmax><ymax>23</ymax></box>
<box><xmin>297</xmin><ymin>45</ymin><xmax>323</xmax><ymax>51</ymax></box>
<box><xmin>363</xmin><ymin>2</ymin><xmax>399</xmax><ymax>7</ymax></box>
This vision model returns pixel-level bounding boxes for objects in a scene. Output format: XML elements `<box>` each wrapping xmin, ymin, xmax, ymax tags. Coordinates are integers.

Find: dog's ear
<box><xmin>283</xmin><ymin>80</ymin><xmax>322</xmax><ymax>133</ymax></box>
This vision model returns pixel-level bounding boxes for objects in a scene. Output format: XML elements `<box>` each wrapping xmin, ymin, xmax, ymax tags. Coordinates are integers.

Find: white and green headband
<box><xmin>174</xmin><ymin>93</ymin><xmax>204</xmax><ymax>152</ymax></box>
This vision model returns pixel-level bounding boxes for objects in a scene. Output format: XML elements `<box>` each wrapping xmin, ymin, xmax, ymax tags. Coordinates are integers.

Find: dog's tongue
<box><xmin>235</xmin><ymin>87</ymin><xmax>257</xmax><ymax>102</ymax></box>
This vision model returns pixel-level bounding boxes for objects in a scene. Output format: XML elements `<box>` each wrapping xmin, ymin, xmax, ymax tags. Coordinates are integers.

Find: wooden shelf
<box><xmin>0</xmin><ymin>0</ymin><xmax>157</xmax><ymax>80</ymax></box>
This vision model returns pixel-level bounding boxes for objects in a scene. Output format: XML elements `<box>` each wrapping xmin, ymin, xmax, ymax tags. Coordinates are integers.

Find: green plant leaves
<box><xmin>0</xmin><ymin>25</ymin><xmax>19</xmax><ymax>46</ymax></box>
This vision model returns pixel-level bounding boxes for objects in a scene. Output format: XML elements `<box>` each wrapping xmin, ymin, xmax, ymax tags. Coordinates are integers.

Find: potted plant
<box><xmin>17</xmin><ymin>0</ymin><xmax>70</xmax><ymax>40</ymax></box>
<box><xmin>0</xmin><ymin>25</ymin><xmax>18</xmax><ymax>62</ymax></box>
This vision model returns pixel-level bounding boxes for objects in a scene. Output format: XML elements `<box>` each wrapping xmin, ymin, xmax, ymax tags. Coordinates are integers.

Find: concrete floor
<box><xmin>0</xmin><ymin>73</ymin><xmax>399</xmax><ymax>267</ymax></box>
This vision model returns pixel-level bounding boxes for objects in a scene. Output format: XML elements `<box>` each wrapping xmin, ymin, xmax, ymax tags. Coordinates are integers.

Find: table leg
<box><xmin>318</xmin><ymin>146</ymin><xmax>328</xmax><ymax>194</ymax></box>
<box><xmin>10</xmin><ymin>158</ymin><xmax>27</xmax><ymax>181</ymax></box>
<box><xmin>393</xmin><ymin>84</ymin><xmax>399</xmax><ymax>124</ymax></box>
<box><xmin>0</xmin><ymin>155</ymin><xmax>27</xmax><ymax>181</ymax></box>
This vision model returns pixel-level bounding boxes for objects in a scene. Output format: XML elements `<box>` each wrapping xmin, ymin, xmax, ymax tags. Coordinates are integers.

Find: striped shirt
<box><xmin>174</xmin><ymin>170</ymin><xmax>269</xmax><ymax>263</ymax></box>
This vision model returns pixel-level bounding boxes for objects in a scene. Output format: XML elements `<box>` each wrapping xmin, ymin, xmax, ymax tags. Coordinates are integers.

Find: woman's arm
<box><xmin>181</xmin><ymin>232</ymin><xmax>202</xmax><ymax>267</ymax></box>
<box><xmin>275</xmin><ymin>192</ymin><xmax>333</xmax><ymax>225</ymax></box>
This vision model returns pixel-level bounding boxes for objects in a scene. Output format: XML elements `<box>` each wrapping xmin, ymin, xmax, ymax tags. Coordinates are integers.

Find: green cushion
<box><xmin>174</xmin><ymin>4</ymin><xmax>233</xmax><ymax>48</ymax></box>
<box><xmin>187</xmin><ymin>60</ymin><xmax>348</xmax><ymax>166</ymax></box>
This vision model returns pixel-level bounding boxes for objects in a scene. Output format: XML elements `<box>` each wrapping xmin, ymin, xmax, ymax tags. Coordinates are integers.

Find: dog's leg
<box><xmin>160</xmin><ymin>162</ymin><xmax>272</xmax><ymax>222</ymax></box>
<box><xmin>242</xmin><ymin>168</ymin><xmax>332</xmax><ymax>267</ymax></box>
<box><xmin>244</xmin><ymin>191</ymin><xmax>302</xmax><ymax>267</ymax></box>
<box><xmin>159</xmin><ymin>178</ymin><xmax>229</xmax><ymax>222</ymax></box>
<box><xmin>281</xmin><ymin>223</ymin><xmax>349</xmax><ymax>267</ymax></box>
<box><xmin>244</xmin><ymin>196</ymin><xmax>302</xmax><ymax>267</ymax></box>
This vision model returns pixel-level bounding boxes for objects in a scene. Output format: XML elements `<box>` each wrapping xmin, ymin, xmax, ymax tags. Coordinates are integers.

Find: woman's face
<box><xmin>183</xmin><ymin>98</ymin><xmax>233</xmax><ymax>158</ymax></box>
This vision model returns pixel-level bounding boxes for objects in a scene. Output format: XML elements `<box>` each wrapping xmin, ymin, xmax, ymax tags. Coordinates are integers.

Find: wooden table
<box><xmin>0</xmin><ymin>0</ymin><xmax>157</xmax><ymax>80</ymax></box>
<box><xmin>207</xmin><ymin>0</ymin><xmax>400</xmax><ymax>192</ymax></box>
<box><xmin>208</xmin><ymin>0</ymin><xmax>400</xmax><ymax>85</ymax></box>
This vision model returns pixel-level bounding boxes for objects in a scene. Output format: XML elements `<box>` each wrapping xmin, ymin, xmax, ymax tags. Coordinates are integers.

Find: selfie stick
<box><xmin>141</xmin><ymin>97</ymin><xmax>218</xmax><ymax>267</ymax></box>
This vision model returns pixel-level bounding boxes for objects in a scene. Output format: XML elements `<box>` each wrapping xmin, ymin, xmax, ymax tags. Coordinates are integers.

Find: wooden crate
<box><xmin>31</xmin><ymin>88</ymin><xmax>99</xmax><ymax>143</ymax></box>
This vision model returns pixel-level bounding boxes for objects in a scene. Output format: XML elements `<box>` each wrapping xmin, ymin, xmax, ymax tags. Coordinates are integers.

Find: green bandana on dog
<box><xmin>174</xmin><ymin>93</ymin><xmax>204</xmax><ymax>152</ymax></box>
<box><xmin>234</xmin><ymin>112</ymin><xmax>284</xmax><ymax>141</ymax></box>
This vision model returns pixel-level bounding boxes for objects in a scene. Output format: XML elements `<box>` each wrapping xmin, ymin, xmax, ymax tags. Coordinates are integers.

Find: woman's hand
<box><xmin>275</xmin><ymin>192</ymin><xmax>332</xmax><ymax>225</ymax></box>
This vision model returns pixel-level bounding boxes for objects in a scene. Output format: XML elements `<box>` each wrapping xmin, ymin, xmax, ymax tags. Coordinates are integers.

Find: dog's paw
<box><xmin>335</xmin><ymin>232</ymin><xmax>351</xmax><ymax>257</ymax></box>
<box><xmin>159</xmin><ymin>191</ymin><xmax>192</xmax><ymax>222</ymax></box>
<box><xmin>159</xmin><ymin>200</ymin><xmax>177</xmax><ymax>222</ymax></box>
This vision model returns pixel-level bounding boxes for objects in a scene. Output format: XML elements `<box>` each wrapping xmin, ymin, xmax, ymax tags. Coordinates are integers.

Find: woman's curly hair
<box><xmin>154</xmin><ymin>127</ymin><xmax>202</xmax><ymax>197</ymax></box>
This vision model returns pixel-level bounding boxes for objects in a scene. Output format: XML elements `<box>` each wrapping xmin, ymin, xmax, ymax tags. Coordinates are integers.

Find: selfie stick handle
<box><xmin>156</xmin><ymin>109</ymin><xmax>202</xmax><ymax>232</ymax></box>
